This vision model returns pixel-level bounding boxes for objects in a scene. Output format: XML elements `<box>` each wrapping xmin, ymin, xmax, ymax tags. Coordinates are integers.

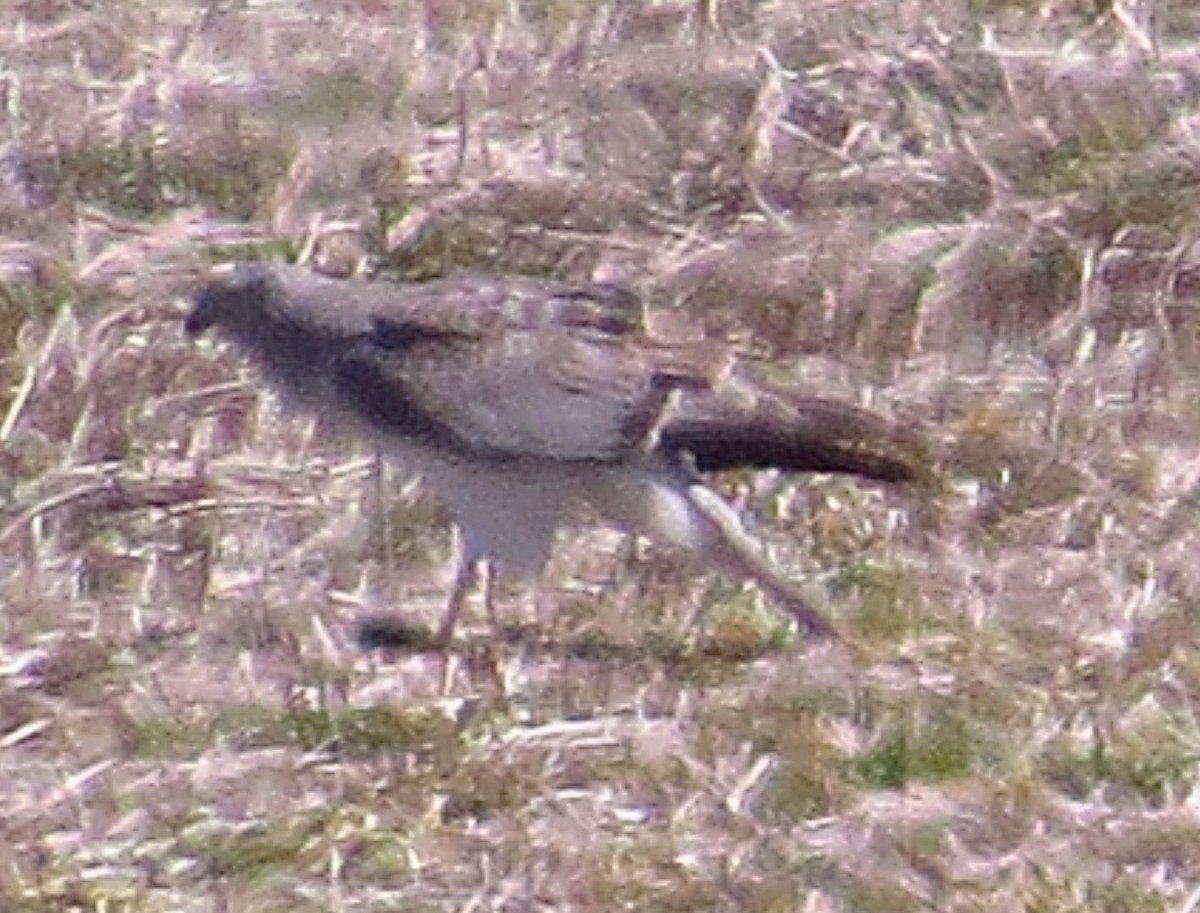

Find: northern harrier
<box><xmin>186</xmin><ymin>262</ymin><xmax>924</xmax><ymax>643</ymax></box>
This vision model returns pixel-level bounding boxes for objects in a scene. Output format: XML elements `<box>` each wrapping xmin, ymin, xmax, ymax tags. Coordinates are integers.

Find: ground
<box><xmin>3</xmin><ymin>1</ymin><xmax>1200</xmax><ymax>911</ymax></box>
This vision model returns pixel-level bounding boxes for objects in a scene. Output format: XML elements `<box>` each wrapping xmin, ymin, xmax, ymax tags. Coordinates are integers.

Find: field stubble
<box><xmin>3</xmin><ymin>1</ymin><xmax>1200</xmax><ymax>910</ymax></box>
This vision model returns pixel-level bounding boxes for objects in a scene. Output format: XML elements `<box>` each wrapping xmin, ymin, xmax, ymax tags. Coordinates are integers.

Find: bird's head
<box><xmin>185</xmin><ymin>261</ymin><xmax>280</xmax><ymax>337</ymax></box>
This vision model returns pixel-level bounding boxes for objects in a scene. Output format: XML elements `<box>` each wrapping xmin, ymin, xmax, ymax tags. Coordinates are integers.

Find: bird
<box><xmin>185</xmin><ymin>261</ymin><xmax>926</xmax><ymax>644</ymax></box>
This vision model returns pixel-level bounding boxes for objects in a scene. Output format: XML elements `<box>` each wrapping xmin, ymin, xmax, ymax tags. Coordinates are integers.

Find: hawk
<box><xmin>185</xmin><ymin>262</ymin><xmax>925</xmax><ymax>643</ymax></box>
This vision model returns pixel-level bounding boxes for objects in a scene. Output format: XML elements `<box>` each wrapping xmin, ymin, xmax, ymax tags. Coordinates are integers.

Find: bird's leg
<box><xmin>434</xmin><ymin>543</ymin><xmax>481</xmax><ymax>695</ymax></box>
<box><xmin>435</xmin><ymin>542</ymin><xmax>480</xmax><ymax>647</ymax></box>
<box><xmin>481</xmin><ymin>559</ymin><xmax>498</xmax><ymax>630</ymax></box>
<box><xmin>686</xmin><ymin>484</ymin><xmax>837</xmax><ymax>639</ymax></box>
<box><xmin>531</xmin><ymin>576</ymin><xmax>563</xmax><ymax>644</ymax></box>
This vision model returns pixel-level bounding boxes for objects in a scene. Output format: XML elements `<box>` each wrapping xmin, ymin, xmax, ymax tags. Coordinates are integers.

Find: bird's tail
<box><xmin>660</xmin><ymin>378</ymin><xmax>930</xmax><ymax>485</ymax></box>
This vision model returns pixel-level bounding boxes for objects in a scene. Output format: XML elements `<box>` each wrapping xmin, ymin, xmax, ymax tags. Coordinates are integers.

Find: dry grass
<box><xmin>4</xmin><ymin>0</ymin><xmax>1200</xmax><ymax>910</ymax></box>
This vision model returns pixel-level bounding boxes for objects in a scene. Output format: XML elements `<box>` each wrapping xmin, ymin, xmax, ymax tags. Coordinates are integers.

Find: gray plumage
<box><xmin>187</xmin><ymin>261</ymin><xmax>925</xmax><ymax>641</ymax></box>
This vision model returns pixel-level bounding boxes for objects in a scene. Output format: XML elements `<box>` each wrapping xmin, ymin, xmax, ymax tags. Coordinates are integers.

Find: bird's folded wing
<box><xmin>333</xmin><ymin>288</ymin><xmax>711</xmax><ymax>462</ymax></box>
<box><xmin>307</xmin><ymin>271</ymin><xmax>647</xmax><ymax>339</ymax></box>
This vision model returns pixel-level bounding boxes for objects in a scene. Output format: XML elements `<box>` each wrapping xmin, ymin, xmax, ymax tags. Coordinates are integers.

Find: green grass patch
<box><xmin>853</xmin><ymin>712</ymin><xmax>982</xmax><ymax>789</ymax></box>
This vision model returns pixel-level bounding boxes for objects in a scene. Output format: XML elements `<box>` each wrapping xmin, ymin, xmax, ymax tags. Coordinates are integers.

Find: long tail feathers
<box><xmin>660</xmin><ymin>381</ymin><xmax>930</xmax><ymax>485</ymax></box>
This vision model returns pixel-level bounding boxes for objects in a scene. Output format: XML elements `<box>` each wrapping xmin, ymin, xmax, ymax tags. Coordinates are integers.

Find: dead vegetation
<box><xmin>4</xmin><ymin>0</ymin><xmax>1200</xmax><ymax>910</ymax></box>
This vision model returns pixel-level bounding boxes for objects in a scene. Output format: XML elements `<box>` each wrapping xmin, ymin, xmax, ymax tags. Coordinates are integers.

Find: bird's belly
<box><xmin>374</xmin><ymin>424</ymin><xmax>704</xmax><ymax>577</ymax></box>
<box><xmin>393</xmin><ymin>446</ymin><xmax>603</xmax><ymax>575</ymax></box>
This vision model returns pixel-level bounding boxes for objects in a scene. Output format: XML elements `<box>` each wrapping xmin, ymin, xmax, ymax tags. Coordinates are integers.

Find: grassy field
<box><xmin>4</xmin><ymin>0</ymin><xmax>1200</xmax><ymax>910</ymax></box>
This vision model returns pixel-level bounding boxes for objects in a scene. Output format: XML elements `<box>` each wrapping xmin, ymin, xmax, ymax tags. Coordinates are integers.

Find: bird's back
<box><xmin>188</xmin><ymin>263</ymin><xmax>717</xmax><ymax>465</ymax></box>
